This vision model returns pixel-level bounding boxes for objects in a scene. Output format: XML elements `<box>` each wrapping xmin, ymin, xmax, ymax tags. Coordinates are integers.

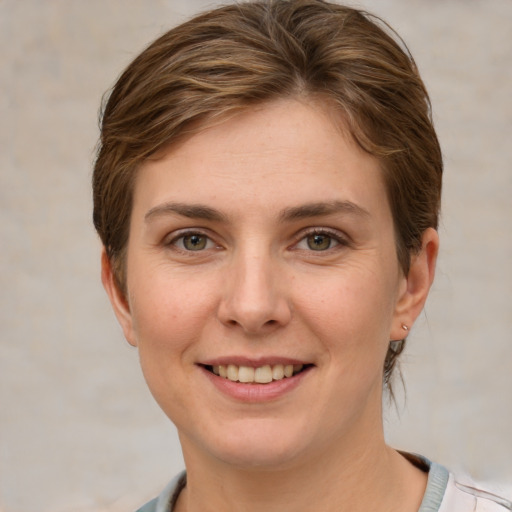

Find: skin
<box><xmin>102</xmin><ymin>98</ymin><xmax>438</xmax><ymax>512</ymax></box>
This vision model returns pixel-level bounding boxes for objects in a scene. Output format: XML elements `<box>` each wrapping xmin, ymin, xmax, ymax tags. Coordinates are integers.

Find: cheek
<box><xmin>292</xmin><ymin>264</ymin><xmax>398</xmax><ymax>384</ymax></box>
<box><xmin>128</xmin><ymin>274</ymin><xmax>218</xmax><ymax>415</ymax></box>
<box><xmin>128</xmin><ymin>268</ymin><xmax>218</xmax><ymax>357</ymax></box>
<box><xmin>295</xmin><ymin>264</ymin><xmax>398</xmax><ymax>339</ymax></box>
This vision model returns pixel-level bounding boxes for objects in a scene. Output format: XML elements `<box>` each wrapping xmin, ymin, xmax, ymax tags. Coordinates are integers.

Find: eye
<box><xmin>172</xmin><ymin>233</ymin><xmax>216</xmax><ymax>251</ymax></box>
<box><xmin>294</xmin><ymin>229</ymin><xmax>346</xmax><ymax>252</ymax></box>
<box><xmin>305</xmin><ymin>233</ymin><xmax>336</xmax><ymax>251</ymax></box>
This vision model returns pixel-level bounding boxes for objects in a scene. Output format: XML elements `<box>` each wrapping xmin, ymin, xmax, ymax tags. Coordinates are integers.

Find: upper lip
<box><xmin>199</xmin><ymin>356</ymin><xmax>312</xmax><ymax>367</ymax></box>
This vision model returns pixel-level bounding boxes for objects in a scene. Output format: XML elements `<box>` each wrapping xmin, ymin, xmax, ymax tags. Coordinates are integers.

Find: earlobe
<box><xmin>391</xmin><ymin>228</ymin><xmax>439</xmax><ymax>340</ymax></box>
<box><xmin>101</xmin><ymin>249</ymin><xmax>137</xmax><ymax>347</ymax></box>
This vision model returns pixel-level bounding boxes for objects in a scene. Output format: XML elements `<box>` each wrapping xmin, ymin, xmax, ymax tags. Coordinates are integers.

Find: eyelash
<box><xmin>165</xmin><ymin>227</ymin><xmax>349</xmax><ymax>254</ymax></box>
<box><xmin>165</xmin><ymin>230</ymin><xmax>219</xmax><ymax>253</ymax></box>
<box><xmin>292</xmin><ymin>228</ymin><xmax>350</xmax><ymax>253</ymax></box>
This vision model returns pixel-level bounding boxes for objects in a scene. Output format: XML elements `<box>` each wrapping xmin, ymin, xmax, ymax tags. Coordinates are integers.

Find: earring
<box><xmin>402</xmin><ymin>324</ymin><xmax>409</xmax><ymax>331</ymax></box>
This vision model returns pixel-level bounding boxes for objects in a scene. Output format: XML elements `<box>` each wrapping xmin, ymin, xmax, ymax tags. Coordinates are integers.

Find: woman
<box><xmin>93</xmin><ymin>1</ymin><xmax>510</xmax><ymax>511</ymax></box>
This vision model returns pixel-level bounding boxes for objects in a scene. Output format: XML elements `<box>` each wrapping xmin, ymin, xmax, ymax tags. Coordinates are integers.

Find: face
<box><xmin>104</xmin><ymin>98</ymin><xmax>433</xmax><ymax>470</ymax></box>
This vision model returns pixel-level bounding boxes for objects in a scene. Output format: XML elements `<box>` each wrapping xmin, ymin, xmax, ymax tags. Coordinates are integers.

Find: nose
<box><xmin>217</xmin><ymin>247</ymin><xmax>292</xmax><ymax>335</ymax></box>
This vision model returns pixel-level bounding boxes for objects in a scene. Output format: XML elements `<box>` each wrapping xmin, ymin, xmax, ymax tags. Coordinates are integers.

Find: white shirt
<box><xmin>136</xmin><ymin>456</ymin><xmax>511</xmax><ymax>512</ymax></box>
<box><xmin>419</xmin><ymin>458</ymin><xmax>511</xmax><ymax>511</ymax></box>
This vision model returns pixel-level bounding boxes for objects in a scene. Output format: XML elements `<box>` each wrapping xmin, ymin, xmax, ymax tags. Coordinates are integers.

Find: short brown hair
<box><xmin>93</xmin><ymin>0</ymin><xmax>442</xmax><ymax>388</ymax></box>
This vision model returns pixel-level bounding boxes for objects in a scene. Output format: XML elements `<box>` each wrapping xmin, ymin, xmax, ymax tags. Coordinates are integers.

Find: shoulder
<box><xmin>441</xmin><ymin>472</ymin><xmax>512</xmax><ymax>512</ymax></box>
<box><xmin>405</xmin><ymin>453</ymin><xmax>511</xmax><ymax>512</ymax></box>
<box><xmin>135</xmin><ymin>497</ymin><xmax>158</xmax><ymax>512</ymax></box>
<box><xmin>135</xmin><ymin>471</ymin><xmax>187</xmax><ymax>512</ymax></box>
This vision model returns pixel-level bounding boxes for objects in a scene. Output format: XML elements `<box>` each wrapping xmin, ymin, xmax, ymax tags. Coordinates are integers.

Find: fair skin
<box><xmin>102</xmin><ymin>98</ymin><xmax>438</xmax><ymax>512</ymax></box>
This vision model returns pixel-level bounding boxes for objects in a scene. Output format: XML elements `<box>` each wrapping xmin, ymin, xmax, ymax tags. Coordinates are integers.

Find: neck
<box><xmin>175</xmin><ymin>427</ymin><xmax>427</xmax><ymax>512</ymax></box>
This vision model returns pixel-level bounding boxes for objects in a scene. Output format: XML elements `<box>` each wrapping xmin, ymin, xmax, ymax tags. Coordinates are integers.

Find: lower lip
<box><xmin>200</xmin><ymin>366</ymin><xmax>312</xmax><ymax>402</ymax></box>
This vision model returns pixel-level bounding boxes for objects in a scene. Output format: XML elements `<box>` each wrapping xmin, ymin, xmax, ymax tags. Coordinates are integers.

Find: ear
<box><xmin>391</xmin><ymin>228</ymin><xmax>439</xmax><ymax>340</ymax></box>
<box><xmin>101</xmin><ymin>248</ymin><xmax>137</xmax><ymax>347</ymax></box>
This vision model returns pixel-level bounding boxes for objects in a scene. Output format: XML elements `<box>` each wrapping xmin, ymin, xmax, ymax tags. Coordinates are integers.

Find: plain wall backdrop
<box><xmin>1</xmin><ymin>1</ymin><xmax>511</xmax><ymax>511</ymax></box>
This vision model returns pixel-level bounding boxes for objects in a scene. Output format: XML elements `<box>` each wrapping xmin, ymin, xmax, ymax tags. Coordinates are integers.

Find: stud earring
<box><xmin>402</xmin><ymin>324</ymin><xmax>409</xmax><ymax>331</ymax></box>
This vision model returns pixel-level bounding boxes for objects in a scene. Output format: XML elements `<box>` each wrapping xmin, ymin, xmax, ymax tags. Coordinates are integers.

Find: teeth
<box><xmin>211</xmin><ymin>363</ymin><xmax>305</xmax><ymax>384</ymax></box>
<box><xmin>227</xmin><ymin>364</ymin><xmax>239</xmax><ymax>381</ymax></box>
<box><xmin>238</xmin><ymin>366</ymin><xmax>254</xmax><ymax>383</ymax></box>
<box><xmin>254</xmin><ymin>365</ymin><xmax>273</xmax><ymax>383</ymax></box>
<box><xmin>272</xmin><ymin>364</ymin><xmax>284</xmax><ymax>380</ymax></box>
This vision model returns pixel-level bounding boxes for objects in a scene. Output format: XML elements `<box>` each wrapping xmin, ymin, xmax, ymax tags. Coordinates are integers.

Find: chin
<box><xmin>213</xmin><ymin>441</ymin><xmax>305</xmax><ymax>471</ymax></box>
<box><xmin>183</xmin><ymin>417</ymin><xmax>314</xmax><ymax>471</ymax></box>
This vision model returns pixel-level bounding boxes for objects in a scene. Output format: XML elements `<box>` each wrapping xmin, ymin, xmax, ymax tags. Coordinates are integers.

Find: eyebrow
<box><xmin>145</xmin><ymin>202</ymin><xmax>227</xmax><ymax>223</ymax></box>
<box><xmin>144</xmin><ymin>199</ymin><xmax>369</xmax><ymax>224</ymax></box>
<box><xmin>278</xmin><ymin>200</ymin><xmax>370</xmax><ymax>222</ymax></box>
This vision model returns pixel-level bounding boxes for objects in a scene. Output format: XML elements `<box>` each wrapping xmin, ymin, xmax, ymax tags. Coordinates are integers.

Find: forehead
<box><xmin>132</xmin><ymin>98</ymin><xmax>389</xmax><ymax>221</ymax></box>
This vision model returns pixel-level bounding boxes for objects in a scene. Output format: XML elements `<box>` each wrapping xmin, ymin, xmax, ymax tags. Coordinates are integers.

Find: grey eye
<box><xmin>306</xmin><ymin>234</ymin><xmax>333</xmax><ymax>251</ymax></box>
<box><xmin>180</xmin><ymin>234</ymin><xmax>210</xmax><ymax>251</ymax></box>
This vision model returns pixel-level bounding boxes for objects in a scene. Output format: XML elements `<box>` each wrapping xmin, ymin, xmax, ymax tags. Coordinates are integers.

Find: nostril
<box><xmin>224</xmin><ymin>315</ymin><xmax>280</xmax><ymax>332</ymax></box>
<box><xmin>217</xmin><ymin>290</ymin><xmax>292</xmax><ymax>333</ymax></box>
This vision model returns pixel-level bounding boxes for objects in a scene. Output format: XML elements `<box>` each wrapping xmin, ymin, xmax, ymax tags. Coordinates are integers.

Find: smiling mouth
<box><xmin>203</xmin><ymin>364</ymin><xmax>311</xmax><ymax>384</ymax></box>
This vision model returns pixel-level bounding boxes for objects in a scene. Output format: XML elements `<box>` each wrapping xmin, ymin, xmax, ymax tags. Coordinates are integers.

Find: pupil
<box><xmin>185</xmin><ymin>234</ymin><xmax>206</xmax><ymax>250</ymax></box>
<box><xmin>308</xmin><ymin>234</ymin><xmax>330</xmax><ymax>250</ymax></box>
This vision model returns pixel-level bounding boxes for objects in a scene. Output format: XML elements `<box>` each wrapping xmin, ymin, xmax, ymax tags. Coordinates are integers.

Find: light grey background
<box><xmin>1</xmin><ymin>1</ymin><xmax>511</xmax><ymax>511</ymax></box>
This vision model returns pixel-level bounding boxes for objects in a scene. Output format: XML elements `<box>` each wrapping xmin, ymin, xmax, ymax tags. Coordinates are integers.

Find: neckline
<box><xmin>413</xmin><ymin>456</ymin><xmax>450</xmax><ymax>512</ymax></box>
<box><xmin>159</xmin><ymin>454</ymin><xmax>450</xmax><ymax>512</ymax></box>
